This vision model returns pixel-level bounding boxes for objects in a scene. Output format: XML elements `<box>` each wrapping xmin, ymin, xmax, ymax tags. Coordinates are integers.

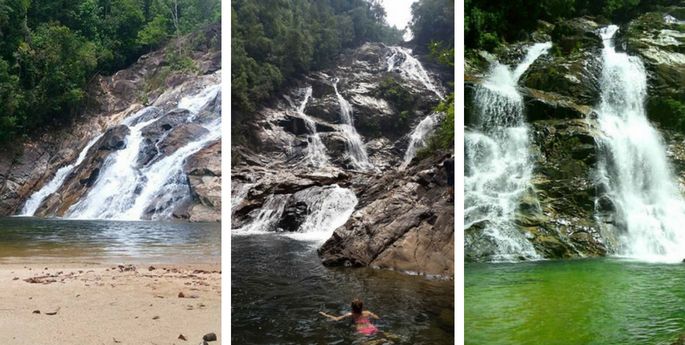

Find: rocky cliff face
<box><xmin>465</xmin><ymin>8</ymin><xmax>685</xmax><ymax>261</ymax></box>
<box><xmin>0</xmin><ymin>25</ymin><xmax>221</xmax><ymax>221</ymax></box>
<box><xmin>232</xmin><ymin>42</ymin><xmax>453</xmax><ymax>277</ymax></box>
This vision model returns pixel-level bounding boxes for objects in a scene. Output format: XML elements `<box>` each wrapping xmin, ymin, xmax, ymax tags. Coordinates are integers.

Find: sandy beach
<box><xmin>0</xmin><ymin>261</ymin><xmax>221</xmax><ymax>345</ymax></box>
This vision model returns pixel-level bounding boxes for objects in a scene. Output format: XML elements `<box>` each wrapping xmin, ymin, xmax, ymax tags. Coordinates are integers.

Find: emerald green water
<box><xmin>466</xmin><ymin>259</ymin><xmax>685</xmax><ymax>345</ymax></box>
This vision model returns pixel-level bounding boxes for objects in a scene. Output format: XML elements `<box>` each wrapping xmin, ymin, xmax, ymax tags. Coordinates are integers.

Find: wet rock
<box><xmin>183</xmin><ymin>140</ymin><xmax>221</xmax><ymax>222</ymax></box>
<box><xmin>203</xmin><ymin>333</ymin><xmax>217</xmax><ymax>342</ymax></box>
<box><xmin>550</xmin><ymin>18</ymin><xmax>602</xmax><ymax>54</ymax></box>
<box><xmin>277</xmin><ymin>201</ymin><xmax>309</xmax><ymax>232</ymax></box>
<box><xmin>621</xmin><ymin>11</ymin><xmax>685</xmax><ymax>131</ymax></box>
<box><xmin>523</xmin><ymin>88</ymin><xmax>593</xmax><ymax>121</ymax></box>
<box><xmin>35</xmin><ymin>125</ymin><xmax>130</xmax><ymax>217</ymax></box>
<box><xmin>319</xmin><ymin>155</ymin><xmax>454</xmax><ymax>277</ymax></box>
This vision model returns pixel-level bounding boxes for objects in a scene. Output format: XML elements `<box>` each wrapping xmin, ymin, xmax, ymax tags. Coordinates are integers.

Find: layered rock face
<box><xmin>232</xmin><ymin>42</ymin><xmax>453</xmax><ymax>277</ymax></box>
<box><xmin>465</xmin><ymin>9</ymin><xmax>685</xmax><ymax>261</ymax></box>
<box><xmin>318</xmin><ymin>154</ymin><xmax>454</xmax><ymax>277</ymax></box>
<box><xmin>0</xmin><ymin>25</ymin><xmax>221</xmax><ymax>221</ymax></box>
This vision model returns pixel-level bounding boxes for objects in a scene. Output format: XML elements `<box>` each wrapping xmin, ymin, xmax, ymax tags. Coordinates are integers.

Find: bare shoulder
<box><xmin>364</xmin><ymin>310</ymin><xmax>380</xmax><ymax>319</ymax></box>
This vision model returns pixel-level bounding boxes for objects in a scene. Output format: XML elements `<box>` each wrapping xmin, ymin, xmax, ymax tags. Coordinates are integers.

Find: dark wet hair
<box><xmin>351</xmin><ymin>299</ymin><xmax>363</xmax><ymax>314</ymax></box>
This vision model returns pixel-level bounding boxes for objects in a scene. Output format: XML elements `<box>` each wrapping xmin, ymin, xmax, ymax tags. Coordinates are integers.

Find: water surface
<box><xmin>466</xmin><ymin>259</ymin><xmax>685</xmax><ymax>345</ymax></box>
<box><xmin>232</xmin><ymin>234</ymin><xmax>454</xmax><ymax>344</ymax></box>
<box><xmin>0</xmin><ymin>217</ymin><xmax>220</xmax><ymax>263</ymax></box>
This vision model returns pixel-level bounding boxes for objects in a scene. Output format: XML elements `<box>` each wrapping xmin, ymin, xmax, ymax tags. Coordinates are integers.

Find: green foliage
<box><xmin>410</xmin><ymin>0</ymin><xmax>454</xmax><ymax>51</ymax></box>
<box><xmin>374</xmin><ymin>77</ymin><xmax>417</xmax><ymax>126</ymax></box>
<box><xmin>0</xmin><ymin>0</ymin><xmax>220</xmax><ymax>141</ymax></box>
<box><xmin>231</xmin><ymin>0</ymin><xmax>403</xmax><ymax>114</ymax></box>
<box><xmin>428</xmin><ymin>41</ymin><xmax>454</xmax><ymax>67</ymax></box>
<box><xmin>649</xmin><ymin>97</ymin><xmax>685</xmax><ymax>132</ymax></box>
<box><xmin>435</xmin><ymin>92</ymin><xmax>455</xmax><ymax>149</ymax></box>
<box><xmin>465</xmin><ymin>0</ymin><xmax>675</xmax><ymax>50</ymax></box>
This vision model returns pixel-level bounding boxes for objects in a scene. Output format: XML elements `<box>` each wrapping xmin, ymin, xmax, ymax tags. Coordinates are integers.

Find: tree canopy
<box><xmin>231</xmin><ymin>0</ymin><xmax>403</xmax><ymax>113</ymax></box>
<box><xmin>466</xmin><ymin>0</ymin><xmax>680</xmax><ymax>50</ymax></box>
<box><xmin>0</xmin><ymin>0</ymin><xmax>220</xmax><ymax>142</ymax></box>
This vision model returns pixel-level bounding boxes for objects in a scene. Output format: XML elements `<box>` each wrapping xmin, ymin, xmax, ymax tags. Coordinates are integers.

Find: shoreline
<box><xmin>0</xmin><ymin>261</ymin><xmax>221</xmax><ymax>344</ymax></box>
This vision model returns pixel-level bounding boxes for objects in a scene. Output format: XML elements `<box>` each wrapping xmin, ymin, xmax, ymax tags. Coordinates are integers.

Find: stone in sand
<box><xmin>203</xmin><ymin>333</ymin><xmax>217</xmax><ymax>342</ymax></box>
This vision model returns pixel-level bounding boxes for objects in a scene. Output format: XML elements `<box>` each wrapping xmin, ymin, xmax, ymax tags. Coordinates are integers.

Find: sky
<box><xmin>379</xmin><ymin>0</ymin><xmax>418</xmax><ymax>41</ymax></box>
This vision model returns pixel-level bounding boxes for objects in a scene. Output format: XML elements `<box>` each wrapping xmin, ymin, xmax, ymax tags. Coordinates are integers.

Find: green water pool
<box><xmin>466</xmin><ymin>258</ymin><xmax>685</xmax><ymax>345</ymax></box>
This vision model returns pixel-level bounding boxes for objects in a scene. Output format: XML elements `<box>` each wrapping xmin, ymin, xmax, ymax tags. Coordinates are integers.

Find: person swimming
<box><xmin>319</xmin><ymin>298</ymin><xmax>380</xmax><ymax>336</ymax></box>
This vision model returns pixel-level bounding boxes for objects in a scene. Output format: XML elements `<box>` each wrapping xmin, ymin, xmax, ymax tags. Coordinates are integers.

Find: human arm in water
<box><xmin>319</xmin><ymin>311</ymin><xmax>352</xmax><ymax>321</ymax></box>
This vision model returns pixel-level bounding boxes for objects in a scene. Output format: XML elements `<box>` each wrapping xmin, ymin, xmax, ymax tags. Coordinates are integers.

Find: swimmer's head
<box><xmin>351</xmin><ymin>299</ymin><xmax>363</xmax><ymax>314</ymax></box>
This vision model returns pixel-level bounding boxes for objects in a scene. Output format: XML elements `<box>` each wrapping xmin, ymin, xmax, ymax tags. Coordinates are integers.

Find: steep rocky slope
<box><xmin>465</xmin><ymin>8</ymin><xmax>685</xmax><ymax>261</ymax></box>
<box><xmin>232</xmin><ymin>42</ymin><xmax>454</xmax><ymax>277</ymax></box>
<box><xmin>0</xmin><ymin>25</ymin><xmax>221</xmax><ymax>221</ymax></box>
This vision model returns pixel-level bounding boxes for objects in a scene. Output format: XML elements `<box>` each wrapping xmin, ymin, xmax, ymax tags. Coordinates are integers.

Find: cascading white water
<box><xmin>234</xmin><ymin>194</ymin><xmax>290</xmax><ymax>233</ymax></box>
<box><xmin>297</xmin><ymin>86</ymin><xmax>329</xmax><ymax>167</ymax></box>
<box><xmin>595</xmin><ymin>26</ymin><xmax>685</xmax><ymax>262</ymax></box>
<box><xmin>332</xmin><ymin>79</ymin><xmax>374</xmax><ymax>171</ymax></box>
<box><xmin>235</xmin><ymin>185</ymin><xmax>358</xmax><ymax>243</ymax></box>
<box><xmin>66</xmin><ymin>82</ymin><xmax>221</xmax><ymax>220</ymax></box>
<box><xmin>386</xmin><ymin>46</ymin><xmax>444</xmax><ymax>100</ymax></box>
<box><xmin>400</xmin><ymin>112</ymin><xmax>442</xmax><ymax>170</ymax></box>
<box><xmin>464</xmin><ymin>42</ymin><xmax>551</xmax><ymax>261</ymax></box>
<box><xmin>20</xmin><ymin>134</ymin><xmax>103</xmax><ymax>216</ymax></box>
<box><xmin>283</xmin><ymin>186</ymin><xmax>358</xmax><ymax>242</ymax></box>
<box><xmin>387</xmin><ymin>45</ymin><xmax>449</xmax><ymax>171</ymax></box>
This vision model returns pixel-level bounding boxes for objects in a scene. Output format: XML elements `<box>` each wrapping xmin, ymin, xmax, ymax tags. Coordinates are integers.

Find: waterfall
<box><xmin>332</xmin><ymin>79</ymin><xmax>374</xmax><ymax>171</ymax></box>
<box><xmin>594</xmin><ymin>26</ymin><xmax>685</xmax><ymax>262</ymax></box>
<box><xmin>20</xmin><ymin>134</ymin><xmax>103</xmax><ymax>216</ymax></box>
<box><xmin>283</xmin><ymin>186</ymin><xmax>357</xmax><ymax>242</ymax></box>
<box><xmin>297</xmin><ymin>86</ymin><xmax>329</xmax><ymax>167</ymax></box>
<box><xmin>400</xmin><ymin>112</ymin><xmax>442</xmax><ymax>170</ymax></box>
<box><xmin>64</xmin><ymin>82</ymin><xmax>221</xmax><ymax>220</ymax></box>
<box><xmin>387</xmin><ymin>46</ymin><xmax>447</xmax><ymax>170</ymax></box>
<box><xmin>235</xmin><ymin>185</ymin><xmax>357</xmax><ymax>243</ymax></box>
<box><xmin>386</xmin><ymin>46</ymin><xmax>444</xmax><ymax>100</ymax></box>
<box><xmin>235</xmin><ymin>194</ymin><xmax>289</xmax><ymax>233</ymax></box>
<box><xmin>464</xmin><ymin>42</ymin><xmax>551</xmax><ymax>261</ymax></box>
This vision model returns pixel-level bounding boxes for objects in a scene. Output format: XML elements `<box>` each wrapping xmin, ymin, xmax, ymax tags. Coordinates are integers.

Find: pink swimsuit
<box><xmin>355</xmin><ymin>317</ymin><xmax>378</xmax><ymax>336</ymax></box>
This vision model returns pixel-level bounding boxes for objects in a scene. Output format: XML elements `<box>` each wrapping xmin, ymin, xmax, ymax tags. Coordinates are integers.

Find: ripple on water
<box><xmin>231</xmin><ymin>234</ymin><xmax>454</xmax><ymax>344</ymax></box>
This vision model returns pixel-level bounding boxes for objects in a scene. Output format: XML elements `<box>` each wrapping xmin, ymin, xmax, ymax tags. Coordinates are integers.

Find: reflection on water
<box><xmin>0</xmin><ymin>217</ymin><xmax>220</xmax><ymax>263</ymax></box>
<box><xmin>231</xmin><ymin>234</ymin><xmax>454</xmax><ymax>345</ymax></box>
<box><xmin>466</xmin><ymin>259</ymin><xmax>685</xmax><ymax>345</ymax></box>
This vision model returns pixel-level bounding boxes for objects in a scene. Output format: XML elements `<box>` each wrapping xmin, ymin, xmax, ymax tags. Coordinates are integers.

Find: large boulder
<box><xmin>318</xmin><ymin>155</ymin><xmax>454</xmax><ymax>277</ymax></box>
<box><xmin>183</xmin><ymin>140</ymin><xmax>221</xmax><ymax>222</ymax></box>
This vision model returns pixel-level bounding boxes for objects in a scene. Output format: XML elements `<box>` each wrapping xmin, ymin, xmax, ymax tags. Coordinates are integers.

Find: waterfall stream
<box><xmin>22</xmin><ymin>78</ymin><xmax>221</xmax><ymax>221</ymax></box>
<box><xmin>297</xmin><ymin>86</ymin><xmax>329</xmax><ymax>167</ymax></box>
<box><xmin>332</xmin><ymin>79</ymin><xmax>374</xmax><ymax>171</ymax></box>
<box><xmin>464</xmin><ymin>42</ymin><xmax>551</xmax><ymax>261</ymax></box>
<box><xmin>235</xmin><ymin>185</ymin><xmax>358</xmax><ymax>243</ymax></box>
<box><xmin>387</xmin><ymin>46</ymin><xmax>444</xmax><ymax>100</ymax></box>
<box><xmin>387</xmin><ymin>46</ymin><xmax>447</xmax><ymax>169</ymax></box>
<box><xmin>401</xmin><ymin>112</ymin><xmax>442</xmax><ymax>170</ymax></box>
<box><xmin>20</xmin><ymin>134</ymin><xmax>103</xmax><ymax>216</ymax></box>
<box><xmin>595</xmin><ymin>26</ymin><xmax>685</xmax><ymax>262</ymax></box>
